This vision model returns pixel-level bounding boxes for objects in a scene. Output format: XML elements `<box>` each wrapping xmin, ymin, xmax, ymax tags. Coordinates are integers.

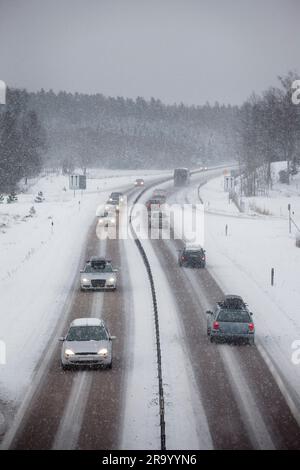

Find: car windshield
<box><xmin>217</xmin><ymin>309</ymin><xmax>251</xmax><ymax>323</ymax></box>
<box><xmin>185</xmin><ymin>250</ymin><xmax>203</xmax><ymax>256</ymax></box>
<box><xmin>84</xmin><ymin>262</ymin><xmax>113</xmax><ymax>273</ymax></box>
<box><xmin>111</xmin><ymin>193</ymin><xmax>122</xmax><ymax>198</ymax></box>
<box><xmin>66</xmin><ymin>325</ymin><xmax>108</xmax><ymax>341</ymax></box>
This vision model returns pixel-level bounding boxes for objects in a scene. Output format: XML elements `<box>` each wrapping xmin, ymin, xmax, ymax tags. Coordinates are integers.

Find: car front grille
<box><xmin>75</xmin><ymin>352</ymin><xmax>97</xmax><ymax>355</ymax></box>
<box><xmin>91</xmin><ymin>279</ymin><xmax>106</xmax><ymax>288</ymax></box>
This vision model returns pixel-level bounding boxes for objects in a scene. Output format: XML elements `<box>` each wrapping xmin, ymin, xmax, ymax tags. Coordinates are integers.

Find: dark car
<box><xmin>134</xmin><ymin>178</ymin><xmax>145</xmax><ymax>187</ymax></box>
<box><xmin>178</xmin><ymin>244</ymin><xmax>206</xmax><ymax>268</ymax></box>
<box><xmin>108</xmin><ymin>192</ymin><xmax>124</xmax><ymax>204</ymax></box>
<box><xmin>207</xmin><ymin>295</ymin><xmax>254</xmax><ymax>345</ymax></box>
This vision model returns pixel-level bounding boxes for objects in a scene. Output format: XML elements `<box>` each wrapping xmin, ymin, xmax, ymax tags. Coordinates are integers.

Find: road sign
<box><xmin>69</xmin><ymin>174</ymin><xmax>87</xmax><ymax>190</ymax></box>
<box><xmin>224</xmin><ymin>176</ymin><xmax>234</xmax><ymax>191</ymax></box>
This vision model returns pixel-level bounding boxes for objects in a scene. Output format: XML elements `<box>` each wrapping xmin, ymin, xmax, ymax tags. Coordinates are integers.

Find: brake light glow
<box><xmin>248</xmin><ymin>323</ymin><xmax>254</xmax><ymax>332</ymax></box>
<box><xmin>213</xmin><ymin>321</ymin><xmax>219</xmax><ymax>330</ymax></box>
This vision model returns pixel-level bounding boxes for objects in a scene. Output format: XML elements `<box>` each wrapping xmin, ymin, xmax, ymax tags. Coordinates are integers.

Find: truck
<box><xmin>173</xmin><ymin>168</ymin><xmax>190</xmax><ymax>187</ymax></box>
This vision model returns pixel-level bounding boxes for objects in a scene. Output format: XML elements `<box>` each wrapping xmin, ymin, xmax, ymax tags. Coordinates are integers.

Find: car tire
<box><xmin>248</xmin><ymin>338</ymin><xmax>255</xmax><ymax>346</ymax></box>
<box><xmin>207</xmin><ymin>327</ymin><xmax>211</xmax><ymax>336</ymax></box>
<box><xmin>61</xmin><ymin>363</ymin><xmax>71</xmax><ymax>371</ymax></box>
<box><xmin>210</xmin><ymin>336</ymin><xmax>214</xmax><ymax>343</ymax></box>
<box><xmin>107</xmin><ymin>362</ymin><xmax>112</xmax><ymax>369</ymax></box>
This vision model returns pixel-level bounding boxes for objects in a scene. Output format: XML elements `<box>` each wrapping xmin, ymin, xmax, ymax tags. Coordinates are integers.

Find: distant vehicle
<box><xmin>206</xmin><ymin>296</ymin><xmax>255</xmax><ymax>345</ymax></box>
<box><xmin>134</xmin><ymin>178</ymin><xmax>145</xmax><ymax>187</ymax></box>
<box><xmin>148</xmin><ymin>210</ymin><xmax>169</xmax><ymax>229</ymax></box>
<box><xmin>146</xmin><ymin>198</ymin><xmax>163</xmax><ymax>211</ymax></box>
<box><xmin>80</xmin><ymin>257</ymin><xmax>118</xmax><ymax>290</ymax></box>
<box><xmin>173</xmin><ymin>168</ymin><xmax>190</xmax><ymax>187</ymax></box>
<box><xmin>60</xmin><ymin>317</ymin><xmax>116</xmax><ymax>369</ymax></box>
<box><xmin>97</xmin><ymin>211</ymin><xmax>116</xmax><ymax>227</ymax></box>
<box><xmin>152</xmin><ymin>189</ymin><xmax>167</xmax><ymax>204</ymax></box>
<box><xmin>178</xmin><ymin>243</ymin><xmax>206</xmax><ymax>268</ymax></box>
<box><xmin>105</xmin><ymin>199</ymin><xmax>120</xmax><ymax>211</ymax></box>
<box><xmin>108</xmin><ymin>192</ymin><xmax>124</xmax><ymax>204</ymax></box>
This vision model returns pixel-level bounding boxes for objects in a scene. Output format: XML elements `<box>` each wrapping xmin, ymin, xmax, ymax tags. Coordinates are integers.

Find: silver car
<box><xmin>207</xmin><ymin>296</ymin><xmax>255</xmax><ymax>345</ymax></box>
<box><xmin>60</xmin><ymin>318</ymin><xmax>115</xmax><ymax>369</ymax></box>
<box><xmin>80</xmin><ymin>257</ymin><xmax>118</xmax><ymax>290</ymax></box>
<box><xmin>97</xmin><ymin>211</ymin><xmax>117</xmax><ymax>227</ymax></box>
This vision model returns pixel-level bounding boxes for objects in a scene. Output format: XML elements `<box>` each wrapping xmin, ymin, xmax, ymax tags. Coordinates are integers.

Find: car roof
<box><xmin>184</xmin><ymin>243</ymin><xmax>203</xmax><ymax>251</ymax></box>
<box><xmin>71</xmin><ymin>318</ymin><xmax>104</xmax><ymax>327</ymax></box>
<box><xmin>224</xmin><ymin>294</ymin><xmax>244</xmax><ymax>300</ymax></box>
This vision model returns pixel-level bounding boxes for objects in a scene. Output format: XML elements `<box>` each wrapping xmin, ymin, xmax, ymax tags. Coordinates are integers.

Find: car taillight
<box><xmin>213</xmin><ymin>321</ymin><xmax>219</xmax><ymax>330</ymax></box>
<box><xmin>248</xmin><ymin>323</ymin><xmax>254</xmax><ymax>332</ymax></box>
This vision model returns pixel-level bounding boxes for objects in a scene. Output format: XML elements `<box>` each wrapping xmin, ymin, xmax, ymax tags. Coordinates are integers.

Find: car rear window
<box><xmin>186</xmin><ymin>250</ymin><xmax>203</xmax><ymax>256</ymax></box>
<box><xmin>217</xmin><ymin>309</ymin><xmax>251</xmax><ymax>323</ymax></box>
<box><xmin>67</xmin><ymin>326</ymin><xmax>108</xmax><ymax>341</ymax></box>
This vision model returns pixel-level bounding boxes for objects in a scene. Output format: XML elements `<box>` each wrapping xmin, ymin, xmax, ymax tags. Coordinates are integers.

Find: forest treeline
<box><xmin>0</xmin><ymin>71</ymin><xmax>299</xmax><ymax>192</ymax></box>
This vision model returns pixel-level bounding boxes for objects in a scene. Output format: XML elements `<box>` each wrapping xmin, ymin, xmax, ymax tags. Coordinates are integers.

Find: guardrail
<box><xmin>127</xmin><ymin>164</ymin><xmax>228</xmax><ymax>450</ymax></box>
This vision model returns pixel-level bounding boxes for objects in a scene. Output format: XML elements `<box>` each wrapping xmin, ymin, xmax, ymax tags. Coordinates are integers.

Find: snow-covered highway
<box><xmin>1</xmin><ymin>169</ymin><xmax>300</xmax><ymax>450</ymax></box>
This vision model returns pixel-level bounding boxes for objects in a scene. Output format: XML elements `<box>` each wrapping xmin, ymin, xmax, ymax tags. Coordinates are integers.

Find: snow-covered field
<box><xmin>185</xmin><ymin>165</ymin><xmax>300</xmax><ymax>408</ymax></box>
<box><xmin>0</xmin><ymin>169</ymin><xmax>170</xmax><ymax>406</ymax></box>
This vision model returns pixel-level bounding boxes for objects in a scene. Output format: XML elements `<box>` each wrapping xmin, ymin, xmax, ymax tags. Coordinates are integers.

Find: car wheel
<box><xmin>210</xmin><ymin>336</ymin><xmax>214</xmax><ymax>343</ymax></box>
<box><xmin>207</xmin><ymin>327</ymin><xmax>211</xmax><ymax>336</ymax></box>
<box><xmin>248</xmin><ymin>338</ymin><xmax>255</xmax><ymax>346</ymax></box>
<box><xmin>61</xmin><ymin>363</ymin><xmax>70</xmax><ymax>371</ymax></box>
<box><xmin>107</xmin><ymin>362</ymin><xmax>112</xmax><ymax>369</ymax></box>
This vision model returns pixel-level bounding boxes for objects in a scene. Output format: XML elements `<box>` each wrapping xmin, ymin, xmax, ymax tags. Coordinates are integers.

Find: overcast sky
<box><xmin>0</xmin><ymin>0</ymin><xmax>299</xmax><ymax>105</ymax></box>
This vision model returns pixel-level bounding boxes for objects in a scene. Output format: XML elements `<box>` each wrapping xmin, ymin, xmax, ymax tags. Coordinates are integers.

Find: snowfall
<box><xmin>198</xmin><ymin>162</ymin><xmax>300</xmax><ymax>416</ymax></box>
<box><xmin>1</xmin><ymin>163</ymin><xmax>300</xmax><ymax>446</ymax></box>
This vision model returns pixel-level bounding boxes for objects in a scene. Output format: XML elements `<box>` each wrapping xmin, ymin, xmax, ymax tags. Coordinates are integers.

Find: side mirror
<box><xmin>113</xmin><ymin>268</ymin><xmax>118</xmax><ymax>273</ymax></box>
<box><xmin>110</xmin><ymin>336</ymin><xmax>117</xmax><ymax>341</ymax></box>
<box><xmin>206</xmin><ymin>310</ymin><xmax>213</xmax><ymax>315</ymax></box>
<box><xmin>250</xmin><ymin>312</ymin><xmax>253</xmax><ymax>316</ymax></box>
<box><xmin>58</xmin><ymin>336</ymin><xmax>65</xmax><ymax>342</ymax></box>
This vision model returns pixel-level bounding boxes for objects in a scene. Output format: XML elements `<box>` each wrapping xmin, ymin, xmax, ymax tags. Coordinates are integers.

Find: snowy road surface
<box><xmin>1</xmin><ymin>168</ymin><xmax>300</xmax><ymax>449</ymax></box>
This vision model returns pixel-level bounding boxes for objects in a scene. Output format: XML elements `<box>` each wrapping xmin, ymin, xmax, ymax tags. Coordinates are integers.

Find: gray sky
<box><xmin>0</xmin><ymin>0</ymin><xmax>299</xmax><ymax>105</ymax></box>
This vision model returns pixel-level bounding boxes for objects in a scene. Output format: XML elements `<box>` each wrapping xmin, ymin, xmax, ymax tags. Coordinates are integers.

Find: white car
<box><xmin>105</xmin><ymin>200</ymin><xmax>120</xmax><ymax>212</ymax></box>
<box><xmin>97</xmin><ymin>211</ymin><xmax>117</xmax><ymax>227</ymax></box>
<box><xmin>60</xmin><ymin>318</ymin><xmax>116</xmax><ymax>369</ymax></box>
<box><xmin>80</xmin><ymin>257</ymin><xmax>118</xmax><ymax>290</ymax></box>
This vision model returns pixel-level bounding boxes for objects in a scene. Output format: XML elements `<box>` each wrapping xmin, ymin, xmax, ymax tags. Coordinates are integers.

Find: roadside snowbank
<box><xmin>189</xmin><ymin>173</ymin><xmax>300</xmax><ymax>406</ymax></box>
<box><xmin>0</xmin><ymin>170</ymin><xmax>167</xmax><ymax>404</ymax></box>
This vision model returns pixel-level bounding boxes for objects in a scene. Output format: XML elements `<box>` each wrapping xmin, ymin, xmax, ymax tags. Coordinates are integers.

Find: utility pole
<box><xmin>288</xmin><ymin>203</ymin><xmax>292</xmax><ymax>234</ymax></box>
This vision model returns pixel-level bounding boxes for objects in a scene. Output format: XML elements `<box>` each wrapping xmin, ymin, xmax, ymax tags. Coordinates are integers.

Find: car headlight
<box><xmin>98</xmin><ymin>348</ymin><xmax>108</xmax><ymax>356</ymax></box>
<box><xmin>98</xmin><ymin>219</ymin><xmax>104</xmax><ymax>224</ymax></box>
<box><xmin>120</xmin><ymin>197</ymin><xmax>124</xmax><ymax>202</ymax></box>
<box><xmin>110</xmin><ymin>218</ymin><xmax>116</xmax><ymax>224</ymax></box>
<box><xmin>65</xmin><ymin>349</ymin><xmax>75</xmax><ymax>357</ymax></box>
<box><xmin>82</xmin><ymin>277</ymin><xmax>90</xmax><ymax>283</ymax></box>
<box><xmin>108</xmin><ymin>277</ymin><xmax>115</xmax><ymax>284</ymax></box>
